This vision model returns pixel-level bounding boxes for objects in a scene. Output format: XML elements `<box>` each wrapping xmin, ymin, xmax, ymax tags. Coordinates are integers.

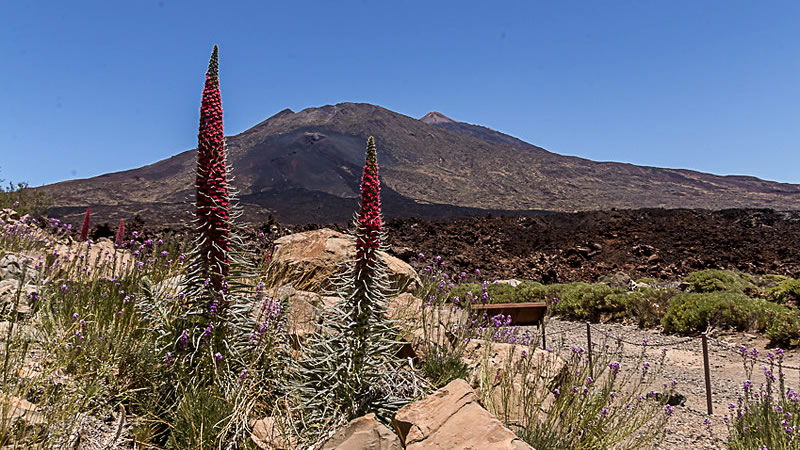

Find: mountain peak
<box><xmin>420</xmin><ymin>111</ymin><xmax>457</xmax><ymax>124</ymax></box>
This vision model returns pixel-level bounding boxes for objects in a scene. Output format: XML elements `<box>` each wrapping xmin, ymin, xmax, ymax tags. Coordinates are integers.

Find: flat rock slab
<box><xmin>393</xmin><ymin>379</ymin><xmax>533</xmax><ymax>450</ymax></box>
<box><xmin>322</xmin><ymin>413</ymin><xmax>401</xmax><ymax>450</ymax></box>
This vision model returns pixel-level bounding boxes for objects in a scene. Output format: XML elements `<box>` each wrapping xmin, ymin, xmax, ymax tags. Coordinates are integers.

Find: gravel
<box><xmin>543</xmin><ymin>318</ymin><xmax>800</xmax><ymax>449</ymax></box>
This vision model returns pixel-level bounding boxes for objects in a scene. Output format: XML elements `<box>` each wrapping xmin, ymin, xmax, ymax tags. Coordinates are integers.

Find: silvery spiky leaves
<box><xmin>295</xmin><ymin>137</ymin><xmax>418</xmax><ymax>431</ymax></box>
<box><xmin>139</xmin><ymin>46</ymin><xmax>286</xmax><ymax>397</ymax></box>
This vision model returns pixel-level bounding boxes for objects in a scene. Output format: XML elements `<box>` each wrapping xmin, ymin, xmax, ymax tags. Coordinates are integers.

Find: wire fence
<box><xmin>537</xmin><ymin>319</ymin><xmax>800</xmax><ymax>415</ymax></box>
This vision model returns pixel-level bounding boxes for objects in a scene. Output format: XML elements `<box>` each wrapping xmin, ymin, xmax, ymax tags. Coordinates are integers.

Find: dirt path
<box><xmin>544</xmin><ymin>318</ymin><xmax>800</xmax><ymax>449</ymax></box>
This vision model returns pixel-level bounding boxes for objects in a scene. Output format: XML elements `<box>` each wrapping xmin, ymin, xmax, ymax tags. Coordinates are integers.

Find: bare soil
<box><xmin>546</xmin><ymin>317</ymin><xmax>800</xmax><ymax>449</ymax></box>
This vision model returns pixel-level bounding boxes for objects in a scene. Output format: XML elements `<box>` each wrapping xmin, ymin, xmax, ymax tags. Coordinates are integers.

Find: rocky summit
<box><xmin>41</xmin><ymin>102</ymin><xmax>800</xmax><ymax>227</ymax></box>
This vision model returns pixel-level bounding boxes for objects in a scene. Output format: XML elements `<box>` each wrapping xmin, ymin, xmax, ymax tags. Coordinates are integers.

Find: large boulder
<box><xmin>322</xmin><ymin>413</ymin><xmax>401</xmax><ymax>450</ymax></box>
<box><xmin>261</xmin><ymin>285</ymin><xmax>336</xmax><ymax>345</ymax></box>
<box><xmin>393</xmin><ymin>379</ymin><xmax>533</xmax><ymax>449</ymax></box>
<box><xmin>271</xmin><ymin>229</ymin><xmax>421</xmax><ymax>293</ymax></box>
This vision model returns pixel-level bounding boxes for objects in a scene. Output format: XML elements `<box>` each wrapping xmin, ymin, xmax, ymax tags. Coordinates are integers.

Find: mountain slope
<box><xmin>41</xmin><ymin>102</ymin><xmax>800</xmax><ymax>225</ymax></box>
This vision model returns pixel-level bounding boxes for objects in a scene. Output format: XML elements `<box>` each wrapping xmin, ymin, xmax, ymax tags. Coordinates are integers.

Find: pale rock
<box><xmin>393</xmin><ymin>379</ymin><xmax>533</xmax><ymax>449</ymax></box>
<box><xmin>0</xmin><ymin>393</ymin><xmax>44</xmax><ymax>426</ymax></box>
<box><xmin>0</xmin><ymin>254</ymin><xmax>28</xmax><ymax>281</ymax></box>
<box><xmin>251</xmin><ymin>416</ymin><xmax>295</xmax><ymax>449</ymax></box>
<box><xmin>272</xmin><ymin>229</ymin><xmax>421</xmax><ymax>293</ymax></box>
<box><xmin>264</xmin><ymin>285</ymin><xmax>325</xmax><ymax>342</ymax></box>
<box><xmin>322</xmin><ymin>413</ymin><xmax>401</xmax><ymax>450</ymax></box>
<box><xmin>0</xmin><ymin>279</ymin><xmax>37</xmax><ymax>315</ymax></box>
<box><xmin>461</xmin><ymin>339</ymin><xmax>566</xmax><ymax>425</ymax></box>
<box><xmin>0</xmin><ymin>208</ymin><xmax>20</xmax><ymax>223</ymax></box>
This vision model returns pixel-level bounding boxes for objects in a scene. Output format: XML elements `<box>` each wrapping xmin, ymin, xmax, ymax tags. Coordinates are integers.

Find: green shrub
<box><xmin>634</xmin><ymin>277</ymin><xmax>658</xmax><ymax>286</ymax></box>
<box><xmin>768</xmin><ymin>278</ymin><xmax>800</xmax><ymax>304</ymax></box>
<box><xmin>448</xmin><ymin>281</ymin><xmax>542</xmax><ymax>305</ymax></box>
<box><xmin>763</xmin><ymin>307</ymin><xmax>800</xmax><ymax>347</ymax></box>
<box><xmin>447</xmin><ymin>282</ymin><xmax>481</xmax><ymax>303</ymax></box>
<box><xmin>606</xmin><ymin>287</ymin><xmax>679</xmax><ymax>328</ymax></box>
<box><xmin>662</xmin><ymin>292</ymin><xmax>759</xmax><ymax>334</ymax></box>
<box><xmin>548</xmin><ymin>283</ymin><xmax>622</xmax><ymax>321</ymax></box>
<box><xmin>510</xmin><ymin>281</ymin><xmax>546</xmax><ymax>303</ymax></box>
<box><xmin>683</xmin><ymin>269</ymin><xmax>757</xmax><ymax>295</ymax></box>
<box><xmin>662</xmin><ymin>292</ymin><xmax>800</xmax><ymax>346</ymax></box>
<box><xmin>755</xmin><ymin>274</ymin><xmax>788</xmax><ymax>289</ymax></box>
<box><xmin>487</xmin><ymin>283</ymin><xmax>518</xmax><ymax>303</ymax></box>
<box><xmin>421</xmin><ymin>353</ymin><xmax>469</xmax><ymax>388</ymax></box>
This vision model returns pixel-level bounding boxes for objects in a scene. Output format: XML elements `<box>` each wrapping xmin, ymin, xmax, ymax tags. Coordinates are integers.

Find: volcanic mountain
<box><xmin>42</xmin><ymin>102</ymin><xmax>800</xmax><ymax>226</ymax></box>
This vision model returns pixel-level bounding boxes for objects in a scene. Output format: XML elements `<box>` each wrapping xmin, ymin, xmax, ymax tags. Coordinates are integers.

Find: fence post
<box><xmin>586</xmin><ymin>322</ymin><xmax>593</xmax><ymax>378</ymax></box>
<box><xmin>541</xmin><ymin>320</ymin><xmax>547</xmax><ymax>350</ymax></box>
<box><xmin>702</xmin><ymin>333</ymin><xmax>713</xmax><ymax>415</ymax></box>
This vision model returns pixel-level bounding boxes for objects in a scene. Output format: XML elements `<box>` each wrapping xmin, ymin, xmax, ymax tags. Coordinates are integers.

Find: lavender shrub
<box><xmin>726</xmin><ymin>346</ymin><xmax>800</xmax><ymax>449</ymax></box>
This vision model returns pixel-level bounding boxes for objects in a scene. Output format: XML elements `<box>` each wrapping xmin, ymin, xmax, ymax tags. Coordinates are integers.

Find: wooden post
<box><xmin>702</xmin><ymin>333</ymin><xmax>713</xmax><ymax>415</ymax></box>
<box><xmin>541</xmin><ymin>320</ymin><xmax>547</xmax><ymax>350</ymax></box>
<box><xmin>586</xmin><ymin>322</ymin><xmax>593</xmax><ymax>378</ymax></box>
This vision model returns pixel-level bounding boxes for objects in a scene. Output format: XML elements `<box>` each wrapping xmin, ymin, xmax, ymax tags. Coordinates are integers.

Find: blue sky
<box><xmin>2</xmin><ymin>1</ymin><xmax>799</xmax><ymax>186</ymax></box>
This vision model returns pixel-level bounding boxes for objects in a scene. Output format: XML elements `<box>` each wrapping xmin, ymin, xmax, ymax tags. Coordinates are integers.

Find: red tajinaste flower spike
<box><xmin>114</xmin><ymin>219</ymin><xmax>124</xmax><ymax>247</ymax></box>
<box><xmin>195</xmin><ymin>45</ymin><xmax>230</xmax><ymax>293</ymax></box>
<box><xmin>79</xmin><ymin>207</ymin><xmax>91</xmax><ymax>241</ymax></box>
<box><xmin>355</xmin><ymin>136</ymin><xmax>382</xmax><ymax>273</ymax></box>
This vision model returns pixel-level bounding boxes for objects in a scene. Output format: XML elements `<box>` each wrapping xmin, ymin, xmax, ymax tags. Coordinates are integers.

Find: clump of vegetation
<box><xmin>294</xmin><ymin>137</ymin><xmax>420</xmax><ymax>435</ymax></box>
<box><xmin>726</xmin><ymin>346</ymin><xmax>800</xmax><ymax>449</ymax></box>
<box><xmin>0</xmin><ymin>180</ymin><xmax>51</xmax><ymax>218</ymax></box>
<box><xmin>684</xmin><ymin>269</ymin><xmax>758</xmax><ymax>295</ymax></box>
<box><xmin>604</xmin><ymin>287</ymin><xmax>679</xmax><ymax>328</ymax></box>
<box><xmin>661</xmin><ymin>292</ymin><xmax>763</xmax><ymax>333</ymax></box>
<box><xmin>661</xmin><ymin>292</ymin><xmax>800</xmax><ymax>346</ymax></box>
<box><xmin>768</xmin><ymin>278</ymin><xmax>800</xmax><ymax>305</ymax></box>
<box><xmin>481</xmin><ymin>330</ymin><xmax>673</xmax><ymax>449</ymax></box>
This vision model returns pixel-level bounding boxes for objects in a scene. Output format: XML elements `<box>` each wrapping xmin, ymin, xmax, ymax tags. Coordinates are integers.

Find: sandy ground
<box><xmin>544</xmin><ymin>318</ymin><xmax>800</xmax><ymax>449</ymax></box>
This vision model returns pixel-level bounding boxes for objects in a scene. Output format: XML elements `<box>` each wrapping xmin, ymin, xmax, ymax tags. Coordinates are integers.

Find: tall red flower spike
<box><xmin>79</xmin><ymin>207</ymin><xmax>91</xmax><ymax>242</ymax></box>
<box><xmin>195</xmin><ymin>45</ymin><xmax>230</xmax><ymax>293</ymax></box>
<box><xmin>114</xmin><ymin>218</ymin><xmax>125</xmax><ymax>247</ymax></box>
<box><xmin>355</xmin><ymin>136</ymin><xmax>382</xmax><ymax>275</ymax></box>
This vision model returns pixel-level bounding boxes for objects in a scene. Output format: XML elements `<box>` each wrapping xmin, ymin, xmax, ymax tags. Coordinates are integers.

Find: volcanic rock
<box><xmin>322</xmin><ymin>413</ymin><xmax>401</xmax><ymax>450</ymax></box>
<box><xmin>271</xmin><ymin>228</ymin><xmax>421</xmax><ymax>293</ymax></box>
<box><xmin>392</xmin><ymin>379</ymin><xmax>533</xmax><ymax>449</ymax></box>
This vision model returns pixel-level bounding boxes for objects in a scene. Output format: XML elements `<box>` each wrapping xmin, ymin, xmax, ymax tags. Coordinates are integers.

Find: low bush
<box><xmin>605</xmin><ymin>287</ymin><xmax>679</xmax><ymax>328</ymax></box>
<box><xmin>483</xmin><ymin>335</ymin><xmax>672</xmax><ymax>449</ymax></box>
<box><xmin>755</xmin><ymin>274</ymin><xmax>788</xmax><ymax>290</ymax></box>
<box><xmin>768</xmin><ymin>278</ymin><xmax>800</xmax><ymax>305</ymax></box>
<box><xmin>447</xmin><ymin>281</ymin><xmax>521</xmax><ymax>304</ymax></box>
<box><xmin>763</xmin><ymin>308</ymin><xmax>800</xmax><ymax>347</ymax></box>
<box><xmin>547</xmin><ymin>283</ymin><xmax>622</xmax><ymax>321</ymax></box>
<box><xmin>726</xmin><ymin>346</ymin><xmax>800</xmax><ymax>449</ymax></box>
<box><xmin>661</xmin><ymin>292</ymin><xmax>800</xmax><ymax>346</ymax></box>
<box><xmin>661</xmin><ymin>292</ymin><xmax>756</xmax><ymax>334</ymax></box>
<box><xmin>683</xmin><ymin>269</ymin><xmax>757</xmax><ymax>295</ymax></box>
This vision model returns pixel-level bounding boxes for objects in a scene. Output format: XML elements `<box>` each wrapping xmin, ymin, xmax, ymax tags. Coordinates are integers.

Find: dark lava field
<box><xmin>95</xmin><ymin>208</ymin><xmax>800</xmax><ymax>283</ymax></box>
<box><xmin>265</xmin><ymin>208</ymin><xmax>800</xmax><ymax>283</ymax></box>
